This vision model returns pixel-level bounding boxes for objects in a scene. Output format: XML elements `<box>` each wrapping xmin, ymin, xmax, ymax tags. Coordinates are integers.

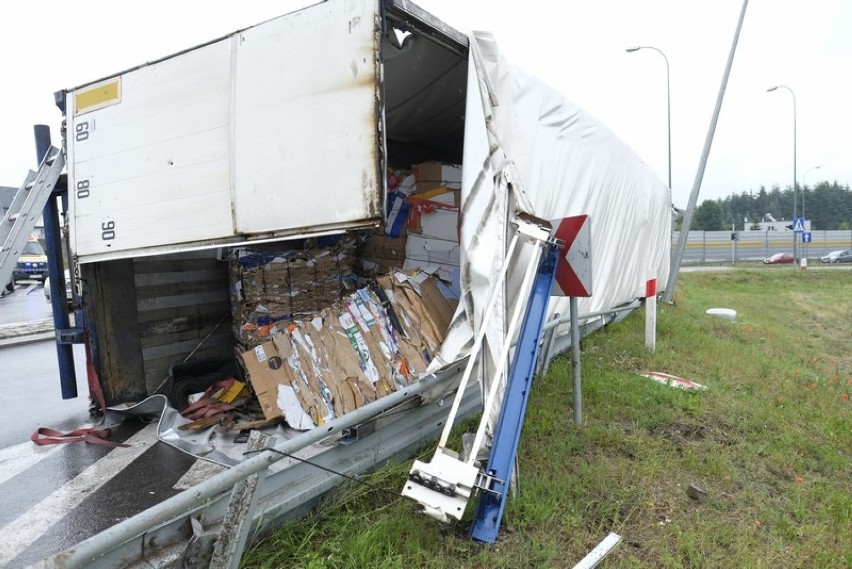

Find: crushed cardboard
<box><xmin>235</xmin><ymin>162</ymin><xmax>461</xmax><ymax>430</ymax></box>
<box><xmin>240</xmin><ymin>272</ymin><xmax>457</xmax><ymax>429</ymax></box>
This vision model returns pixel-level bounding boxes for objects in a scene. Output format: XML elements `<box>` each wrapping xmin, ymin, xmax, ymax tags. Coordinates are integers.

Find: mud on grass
<box><xmin>241</xmin><ymin>269</ymin><xmax>851</xmax><ymax>569</ymax></box>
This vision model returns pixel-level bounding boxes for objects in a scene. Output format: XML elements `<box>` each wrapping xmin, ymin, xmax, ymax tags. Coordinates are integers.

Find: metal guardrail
<box><xmin>35</xmin><ymin>301</ymin><xmax>641</xmax><ymax>568</ymax></box>
<box><xmin>672</xmin><ymin>229</ymin><xmax>852</xmax><ymax>263</ymax></box>
<box><xmin>38</xmin><ymin>361</ymin><xmax>471</xmax><ymax>568</ymax></box>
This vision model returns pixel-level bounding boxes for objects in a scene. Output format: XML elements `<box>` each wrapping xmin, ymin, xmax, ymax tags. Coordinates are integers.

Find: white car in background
<box><xmin>44</xmin><ymin>269</ymin><xmax>73</xmax><ymax>303</ymax></box>
<box><xmin>820</xmin><ymin>249</ymin><xmax>849</xmax><ymax>263</ymax></box>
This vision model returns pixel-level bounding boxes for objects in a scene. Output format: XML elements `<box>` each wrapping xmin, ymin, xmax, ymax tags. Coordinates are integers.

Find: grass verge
<box><xmin>241</xmin><ymin>268</ymin><xmax>851</xmax><ymax>568</ymax></box>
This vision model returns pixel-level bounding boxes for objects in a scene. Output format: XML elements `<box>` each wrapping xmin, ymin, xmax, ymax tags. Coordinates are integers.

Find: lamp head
<box><xmin>625</xmin><ymin>46</ymin><xmax>641</xmax><ymax>53</ymax></box>
<box><xmin>767</xmin><ymin>86</ymin><xmax>779</xmax><ymax>92</ymax></box>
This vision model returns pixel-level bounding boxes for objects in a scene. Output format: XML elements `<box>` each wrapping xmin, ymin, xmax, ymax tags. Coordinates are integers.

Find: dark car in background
<box><xmin>2</xmin><ymin>276</ymin><xmax>13</xmax><ymax>297</ymax></box>
<box><xmin>835</xmin><ymin>251</ymin><xmax>852</xmax><ymax>263</ymax></box>
<box><xmin>764</xmin><ymin>252</ymin><xmax>794</xmax><ymax>264</ymax></box>
<box><xmin>13</xmin><ymin>238</ymin><xmax>49</xmax><ymax>282</ymax></box>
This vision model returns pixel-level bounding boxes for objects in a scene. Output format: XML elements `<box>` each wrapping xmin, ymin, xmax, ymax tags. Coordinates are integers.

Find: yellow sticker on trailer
<box><xmin>75</xmin><ymin>78</ymin><xmax>121</xmax><ymax>115</ymax></box>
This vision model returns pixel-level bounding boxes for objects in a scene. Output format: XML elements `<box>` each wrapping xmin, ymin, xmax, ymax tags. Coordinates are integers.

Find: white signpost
<box><xmin>551</xmin><ymin>215</ymin><xmax>592</xmax><ymax>425</ymax></box>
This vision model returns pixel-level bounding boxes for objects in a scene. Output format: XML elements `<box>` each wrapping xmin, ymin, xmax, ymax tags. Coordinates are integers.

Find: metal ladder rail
<box><xmin>0</xmin><ymin>171</ymin><xmax>37</xmax><ymax>285</ymax></box>
<box><xmin>469</xmin><ymin>241</ymin><xmax>559</xmax><ymax>543</ymax></box>
<box><xmin>0</xmin><ymin>146</ymin><xmax>65</xmax><ymax>287</ymax></box>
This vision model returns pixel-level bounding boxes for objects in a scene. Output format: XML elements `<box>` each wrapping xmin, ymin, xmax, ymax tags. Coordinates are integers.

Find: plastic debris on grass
<box><xmin>641</xmin><ymin>371</ymin><xmax>707</xmax><ymax>390</ymax></box>
<box><xmin>705</xmin><ymin>307</ymin><xmax>737</xmax><ymax>321</ymax></box>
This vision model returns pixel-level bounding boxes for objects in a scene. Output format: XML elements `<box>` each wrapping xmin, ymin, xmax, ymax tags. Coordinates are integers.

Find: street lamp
<box><xmin>801</xmin><ymin>165</ymin><xmax>821</xmax><ymax>223</ymax></box>
<box><xmin>767</xmin><ymin>84</ymin><xmax>797</xmax><ymax>260</ymax></box>
<box><xmin>626</xmin><ymin>45</ymin><xmax>671</xmax><ymax>190</ymax></box>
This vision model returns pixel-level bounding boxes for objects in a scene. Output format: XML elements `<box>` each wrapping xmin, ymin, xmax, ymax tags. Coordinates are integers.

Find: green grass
<box><xmin>241</xmin><ymin>268</ymin><xmax>852</xmax><ymax>568</ymax></box>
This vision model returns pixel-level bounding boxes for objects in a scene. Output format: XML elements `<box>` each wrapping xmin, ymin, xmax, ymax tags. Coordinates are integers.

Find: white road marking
<box><xmin>0</xmin><ymin>442</ymin><xmax>62</xmax><ymax>487</ymax></box>
<box><xmin>0</xmin><ymin>423</ymin><xmax>160</xmax><ymax>566</ymax></box>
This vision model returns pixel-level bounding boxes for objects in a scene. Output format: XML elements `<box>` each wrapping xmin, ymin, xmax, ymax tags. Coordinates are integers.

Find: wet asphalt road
<box><xmin>0</xmin><ymin>279</ymin><xmax>52</xmax><ymax>325</ymax></box>
<box><xmin>0</xmin><ymin>341</ymin><xmax>91</xmax><ymax>449</ymax></box>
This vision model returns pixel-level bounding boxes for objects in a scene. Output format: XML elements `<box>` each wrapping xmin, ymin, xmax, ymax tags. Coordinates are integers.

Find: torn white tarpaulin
<box><xmin>428</xmin><ymin>32</ymin><xmax>672</xmax><ymax>440</ymax></box>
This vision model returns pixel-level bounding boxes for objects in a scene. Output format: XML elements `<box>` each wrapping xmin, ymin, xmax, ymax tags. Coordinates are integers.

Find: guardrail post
<box><xmin>210</xmin><ymin>430</ymin><xmax>273</xmax><ymax>569</ymax></box>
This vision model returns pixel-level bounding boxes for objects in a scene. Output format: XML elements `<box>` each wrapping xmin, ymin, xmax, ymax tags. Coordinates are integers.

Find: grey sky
<box><xmin>2</xmin><ymin>0</ymin><xmax>849</xmax><ymax>210</ymax></box>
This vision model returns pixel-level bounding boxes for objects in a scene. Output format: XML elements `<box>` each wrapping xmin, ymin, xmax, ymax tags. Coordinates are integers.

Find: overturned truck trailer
<box><xmin>42</xmin><ymin>0</ymin><xmax>670</xmax><ymax>565</ymax></box>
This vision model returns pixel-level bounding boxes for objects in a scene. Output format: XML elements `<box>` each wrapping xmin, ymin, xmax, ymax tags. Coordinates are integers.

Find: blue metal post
<box><xmin>35</xmin><ymin>125</ymin><xmax>78</xmax><ymax>399</ymax></box>
<box><xmin>469</xmin><ymin>243</ymin><xmax>558</xmax><ymax>543</ymax></box>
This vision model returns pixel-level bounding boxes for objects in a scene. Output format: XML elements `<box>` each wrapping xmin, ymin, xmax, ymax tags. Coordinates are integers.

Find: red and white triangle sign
<box><xmin>552</xmin><ymin>215</ymin><xmax>592</xmax><ymax>297</ymax></box>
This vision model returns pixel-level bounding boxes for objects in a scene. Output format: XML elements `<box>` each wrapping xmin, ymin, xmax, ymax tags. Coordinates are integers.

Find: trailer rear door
<box><xmin>67</xmin><ymin>0</ymin><xmax>383</xmax><ymax>263</ymax></box>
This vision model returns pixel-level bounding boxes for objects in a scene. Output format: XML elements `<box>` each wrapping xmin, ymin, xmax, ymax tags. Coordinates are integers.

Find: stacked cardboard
<box><xmin>359</xmin><ymin>227</ymin><xmax>409</xmax><ymax>275</ymax></box>
<box><xmin>360</xmin><ymin>161</ymin><xmax>462</xmax><ymax>287</ymax></box>
<box><xmin>240</xmin><ymin>272</ymin><xmax>457</xmax><ymax>428</ymax></box>
<box><xmin>359</xmin><ymin>167</ymin><xmax>413</xmax><ymax>274</ymax></box>
<box><xmin>230</xmin><ymin>237</ymin><xmax>358</xmax><ymax>347</ymax></box>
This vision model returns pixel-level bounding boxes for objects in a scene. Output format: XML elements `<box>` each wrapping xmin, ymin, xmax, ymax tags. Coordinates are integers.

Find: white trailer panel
<box><xmin>70</xmin><ymin>40</ymin><xmax>234</xmax><ymax>259</ymax></box>
<box><xmin>233</xmin><ymin>0</ymin><xmax>382</xmax><ymax>234</ymax></box>
<box><xmin>67</xmin><ymin>0</ymin><xmax>383</xmax><ymax>263</ymax></box>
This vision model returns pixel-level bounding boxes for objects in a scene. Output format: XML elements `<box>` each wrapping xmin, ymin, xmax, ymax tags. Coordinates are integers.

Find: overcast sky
<box><xmin>1</xmin><ymin>0</ymin><xmax>849</xmax><ymax>210</ymax></box>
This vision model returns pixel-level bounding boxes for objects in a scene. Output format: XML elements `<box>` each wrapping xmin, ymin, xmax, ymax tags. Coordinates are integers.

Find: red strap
<box><xmin>406</xmin><ymin>196</ymin><xmax>459</xmax><ymax>231</ymax></box>
<box><xmin>31</xmin><ymin>427</ymin><xmax>130</xmax><ymax>448</ymax></box>
<box><xmin>30</xmin><ymin>335</ymin><xmax>127</xmax><ymax>448</ymax></box>
<box><xmin>83</xmin><ymin>331</ymin><xmax>108</xmax><ymax>422</ymax></box>
<box><xmin>184</xmin><ymin>401</ymin><xmax>237</xmax><ymax>421</ymax></box>
<box><xmin>179</xmin><ymin>378</ymin><xmax>237</xmax><ymax>418</ymax></box>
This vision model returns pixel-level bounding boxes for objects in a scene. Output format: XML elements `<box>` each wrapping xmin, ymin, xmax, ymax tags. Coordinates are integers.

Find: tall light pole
<box><xmin>801</xmin><ymin>165</ymin><xmax>821</xmax><ymax>223</ymax></box>
<box><xmin>626</xmin><ymin>46</ymin><xmax>671</xmax><ymax>190</ymax></box>
<box><xmin>767</xmin><ymin>84</ymin><xmax>797</xmax><ymax>260</ymax></box>
<box><xmin>664</xmin><ymin>0</ymin><xmax>749</xmax><ymax>305</ymax></box>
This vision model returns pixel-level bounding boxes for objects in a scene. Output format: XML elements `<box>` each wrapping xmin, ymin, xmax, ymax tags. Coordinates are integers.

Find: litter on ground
<box><xmin>641</xmin><ymin>371</ymin><xmax>707</xmax><ymax>390</ymax></box>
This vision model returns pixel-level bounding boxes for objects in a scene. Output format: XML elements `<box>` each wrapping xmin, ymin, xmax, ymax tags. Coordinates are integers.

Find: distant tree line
<box><xmin>681</xmin><ymin>181</ymin><xmax>852</xmax><ymax>231</ymax></box>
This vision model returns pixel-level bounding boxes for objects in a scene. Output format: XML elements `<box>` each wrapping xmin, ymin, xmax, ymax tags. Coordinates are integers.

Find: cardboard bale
<box><xmin>362</xmin><ymin>234</ymin><xmax>408</xmax><ymax>260</ymax></box>
<box><xmin>376</xmin><ymin>274</ymin><xmax>446</xmax><ymax>372</ymax></box>
<box><xmin>322</xmin><ymin>313</ymin><xmax>379</xmax><ymax>405</ymax></box>
<box><xmin>229</xmin><ymin>238</ymin><xmax>359</xmax><ymax>348</ymax></box>
<box><xmin>241</xmin><ymin>341</ymin><xmax>313</xmax><ymax>429</ymax></box>
<box><xmin>285</xmin><ymin>321</ymin><xmax>337</xmax><ymax>423</ymax></box>
<box><xmin>417</xmin><ymin>276</ymin><xmax>456</xmax><ymax>337</ymax></box>
<box><xmin>241</xmin><ymin>271</ymin><xmax>455</xmax><ymax>427</ymax></box>
<box><xmin>342</xmin><ymin>293</ymin><xmax>397</xmax><ymax>396</ymax></box>
<box><xmin>386</xmin><ymin>272</ymin><xmax>457</xmax><ymax>352</ymax></box>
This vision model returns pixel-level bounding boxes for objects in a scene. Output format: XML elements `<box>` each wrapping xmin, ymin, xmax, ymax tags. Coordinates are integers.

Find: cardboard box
<box><xmin>405</xmin><ymin>234</ymin><xmax>461</xmax><ymax>267</ymax></box>
<box><xmin>413</xmin><ymin>162</ymin><xmax>462</xmax><ymax>193</ymax></box>
<box><xmin>413</xmin><ymin>208</ymin><xmax>458</xmax><ymax>241</ymax></box>
<box><xmin>241</xmin><ymin>341</ymin><xmax>314</xmax><ymax>429</ymax></box>
<box><xmin>362</xmin><ymin>234</ymin><xmax>408</xmax><ymax>260</ymax></box>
